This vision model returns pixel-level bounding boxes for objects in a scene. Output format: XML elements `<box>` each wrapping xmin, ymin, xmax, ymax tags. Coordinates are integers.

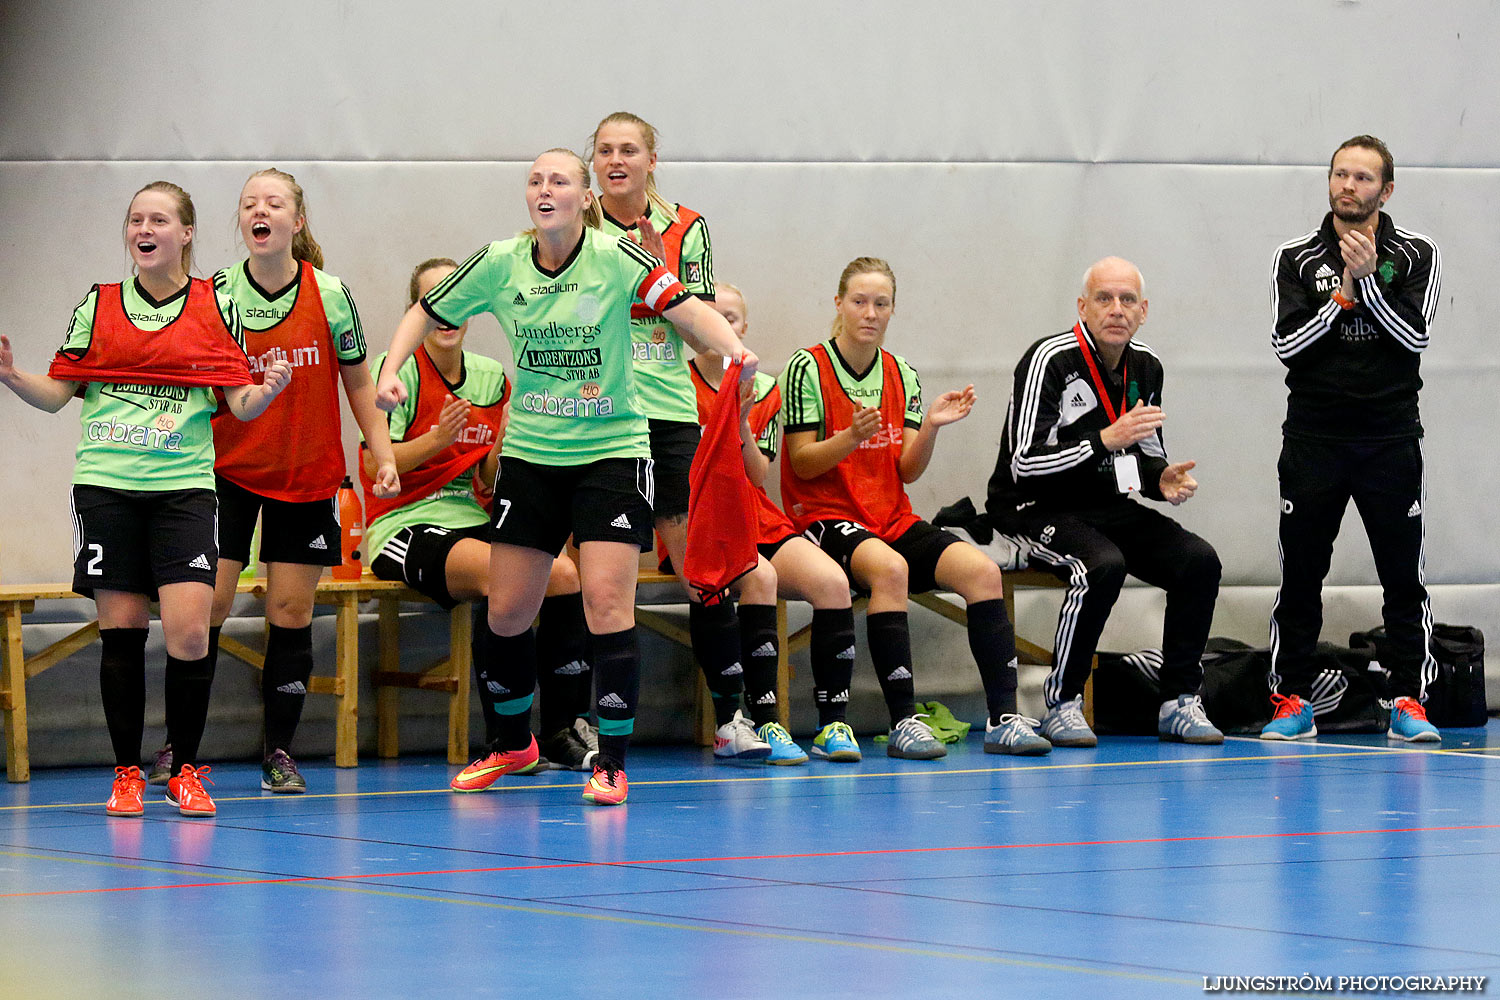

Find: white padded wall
<box><xmin>2</xmin><ymin>0</ymin><xmax>1496</xmax><ymax>645</ymax></box>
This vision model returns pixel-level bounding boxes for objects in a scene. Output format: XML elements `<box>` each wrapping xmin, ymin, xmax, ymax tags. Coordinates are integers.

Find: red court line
<box><xmin>6</xmin><ymin>822</ymin><xmax>1499</xmax><ymax>901</ymax></box>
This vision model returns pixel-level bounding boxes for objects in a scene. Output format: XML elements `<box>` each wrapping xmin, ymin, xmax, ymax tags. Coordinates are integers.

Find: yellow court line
<box><xmin>0</xmin><ymin>742</ymin><xmax>1477</xmax><ymax>813</ymax></box>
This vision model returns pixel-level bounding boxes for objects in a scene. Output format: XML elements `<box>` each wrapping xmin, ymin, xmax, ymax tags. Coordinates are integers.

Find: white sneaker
<box><xmin>714</xmin><ymin>709</ymin><xmax>771</xmax><ymax>760</ymax></box>
<box><xmin>1040</xmin><ymin>695</ymin><xmax>1098</xmax><ymax>748</ymax></box>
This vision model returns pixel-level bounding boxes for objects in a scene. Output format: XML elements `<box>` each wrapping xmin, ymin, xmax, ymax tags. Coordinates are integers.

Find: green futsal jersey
<box><xmin>364</xmin><ymin>350</ymin><xmax>508</xmax><ymax>560</ymax></box>
<box><xmin>779</xmin><ymin>340</ymin><xmax>925</xmax><ymax>438</ymax></box>
<box><xmin>63</xmin><ymin>278</ymin><xmax>244</xmax><ymax>491</ymax></box>
<box><xmin>215</xmin><ymin>259</ymin><xmax>366</xmax><ymax>361</ymax></box>
<box><xmin>599</xmin><ymin>201</ymin><xmax>714</xmax><ymax>424</ymax></box>
<box><xmin>421</xmin><ymin>229</ymin><xmax>687</xmax><ymax>465</ymax></box>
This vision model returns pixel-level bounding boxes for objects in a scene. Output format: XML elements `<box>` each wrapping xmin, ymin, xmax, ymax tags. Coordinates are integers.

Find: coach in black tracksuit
<box><xmin>1268</xmin><ymin>135</ymin><xmax>1441</xmax><ymax>713</ymax></box>
<box><xmin>984</xmin><ymin>257</ymin><xmax>1221</xmax><ymax>731</ymax></box>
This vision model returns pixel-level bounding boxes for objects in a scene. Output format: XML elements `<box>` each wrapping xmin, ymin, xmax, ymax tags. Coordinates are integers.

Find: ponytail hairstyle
<box><xmin>126</xmin><ymin>180</ymin><xmax>197</xmax><ymax>275</ymax></box>
<box><xmin>830</xmin><ymin>256</ymin><xmax>897</xmax><ymax>337</ymax></box>
<box><xmin>408</xmin><ymin>257</ymin><xmax>458</xmax><ymax>307</ymax></box>
<box><xmin>588</xmin><ymin>111</ymin><xmax>681</xmax><ymax>225</ymax></box>
<box><xmin>519</xmin><ymin>148</ymin><xmax>602</xmax><ymax>241</ymax></box>
<box><xmin>243</xmin><ymin>167</ymin><xmax>324</xmax><ymax>269</ymax></box>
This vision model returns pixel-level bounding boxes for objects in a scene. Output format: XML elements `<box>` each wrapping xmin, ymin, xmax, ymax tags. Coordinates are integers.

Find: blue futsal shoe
<box><xmin>1387</xmin><ymin>696</ymin><xmax>1441</xmax><ymax>743</ymax></box>
<box><xmin>1259</xmin><ymin>694</ymin><xmax>1316</xmax><ymax>741</ymax></box>
<box><xmin>810</xmin><ymin>721</ymin><xmax>861</xmax><ymax>762</ymax></box>
<box><xmin>757</xmin><ymin>722</ymin><xmax>809</xmax><ymax>765</ymax></box>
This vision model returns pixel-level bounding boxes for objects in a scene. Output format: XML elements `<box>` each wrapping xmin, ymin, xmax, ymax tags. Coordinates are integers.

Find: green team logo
<box><xmin>1377</xmin><ymin>259</ymin><xmax>1398</xmax><ymax>285</ymax></box>
<box><xmin>1127</xmin><ymin>380</ymin><xmax>1140</xmax><ymax>406</ymax></box>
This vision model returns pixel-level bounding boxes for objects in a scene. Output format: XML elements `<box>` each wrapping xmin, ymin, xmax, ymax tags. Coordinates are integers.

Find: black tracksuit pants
<box><xmin>1270</xmin><ymin>436</ymin><xmax>1433</xmax><ymax>701</ymax></box>
<box><xmin>1007</xmin><ymin>501</ymin><xmax>1221</xmax><ymax>708</ymax></box>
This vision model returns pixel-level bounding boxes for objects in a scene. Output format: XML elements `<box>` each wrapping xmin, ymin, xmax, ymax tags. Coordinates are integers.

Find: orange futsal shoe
<box><xmin>105</xmin><ymin>765</ymin><xmax>146</xmax><ymax>817</ymax></box>
<box><xmin>165</xmin><ymin>763</ymin><xmax>217</xmax><ymax>818</ymax></box>
<box><xmin>450</xmin><ymin>735</ymin><xmax>542</xmax><ymax>792</ymax></box>
<box><xmin>582</xmin><ymin>763</ymin><xmax>628</xmax><ymax>806</ymax></box>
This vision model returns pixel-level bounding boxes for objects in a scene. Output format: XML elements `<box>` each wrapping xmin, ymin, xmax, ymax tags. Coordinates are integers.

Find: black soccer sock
<box><xmin>207</xmin><ymin>624</ymin><xmax>222</xmax><ymax>670</ymax></box>
<box><xmin>591</xmin><ymin>627</ymin><xmax>639</xmax><ymax>768</ymax></box>
<box><xmin>810</xmin><ymin>608</ymin><xmax>856</xmax><ymax>727</ymax></box>
<box><xmin>470</xmin><ymin>605</ymin><xmax>503</xmax><ymax>745</ymax></box>
<box><xmin>536</xmin><ymin>592</ymin><xmax>590</xmax><ymax>737</ymax></box>
<box><xmin>866</xmin><ymin>611</ymin><xmax>918</xmax><ymax>727</ymax></box>
<box><xmin>165</xmin><ymin>652</ymin><xmax>215</xmax><ymax>773</ymax></box>
<box><xmin>99</xmin><ymin>627</ymin><xmax>148</xmax><ymax>767</ymax></box>
<box><xmin>688</xmin><ymin>600</ymin><xmax>745</xmax><ymax>726</ymax></box>
<box><xmin>262</xmin><ymin>624</ymin><xmax>314</xmax><ymax>754</ymax></box>
<box><xmin>737</xmin><ymin>603</ymin><xmax>780</xmax><ymax>728</ymax></box>
<box><xmin>487</xmin><ymin>624</ymin><xmax>538</xmax><ymax>751</ymax></box>
<box><xmin>966</xmin><ymin>598</ymin><xmax>1020</xmax><ymax>723</ymax></box>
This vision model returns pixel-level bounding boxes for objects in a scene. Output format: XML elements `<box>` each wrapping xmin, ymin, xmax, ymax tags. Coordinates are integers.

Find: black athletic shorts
<box><xmin>370</xmin><ymin>522</ymin><xmax>488</xmax><ymax>609</ymax></box>
<box><xmin>216</xmin><ymin>474</ymin><xmax>341</xmax><ymax>567</ymax></box>
<box><xmin>647</xmin><ymin>419</ymin><xmax>700</xmax><ymax>519</ymax></box>
<box><xmin>803</xmin><ymin>518</ymin><xmax>960</xmax><ymax>595</ymax></box>
<box><xmin>491</xmin><ymin>456</ymin><xmax>654</xmax><ymax>555</ymax></box>
<box><xmin>70</xmin><ymin>484</ymin><xmax>218</xmax><ymax>598</ymax></box>
<box><xmin>757</xmin><ymin>530</ymin><xmax>800</xmax><ymax>561</ymax></box>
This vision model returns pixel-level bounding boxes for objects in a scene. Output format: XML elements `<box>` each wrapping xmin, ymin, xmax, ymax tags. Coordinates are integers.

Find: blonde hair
<box><xmin>243</xmin><ymin>168</ymin><xmax>324</xmax><ymax>269</ymax></box>
<box><xmin>126</xmin><ymin>180</ymin><xmax>196</xmax><ymax>275</ymax></box>
<box><xmin>588</xmin><ymin>111</ymin><xmax>680</xmax><ymax>225</ymax></box>
<box><xmin>714</xmin><ymin>281</ymin><xmax>747</xmax><ymax>320</ymax></box>
<box><xmin>831</xmin><ymin>256</ymin><xmax>897</xmax><ymax>336</ymax></box>
<box><xmin>409</xmin><ymin>257</ymin><xmax>458</xmax><ymax>307</ymax></box>
<box><xmin>520</xmin><ymin>148</ymin><xmax>603</xmax><ymax>240</ymax></box>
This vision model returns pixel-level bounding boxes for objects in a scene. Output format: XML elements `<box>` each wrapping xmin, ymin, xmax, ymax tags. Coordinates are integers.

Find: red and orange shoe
<box><xmin>450</xmin><ymin>735</ymin><xmax>542</xmax><ymax>792</ymax></box>
<box><xmin>105</xmin><ymin>765</ymin><xmax>146</xmax><ymax>817</ymax></box>
<box><xmin>582</xmin><ymin>762</ymin><xmax>628</xmax><ymax>806</ymax></box>
<box><xmin>165</xmin><ymin>764</ymin><xmax>217</xmax><ymax>817</ymax></box>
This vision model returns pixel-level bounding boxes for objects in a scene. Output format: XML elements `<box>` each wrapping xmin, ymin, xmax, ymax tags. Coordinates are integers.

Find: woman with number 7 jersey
<box><xmin>375</xmin><ymin>148</ymin><xmax>755</xmax><ymax>805</ymax></box>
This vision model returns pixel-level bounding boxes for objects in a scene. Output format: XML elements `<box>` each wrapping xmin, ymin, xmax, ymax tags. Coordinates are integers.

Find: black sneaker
<box><xmin>541</xmin><ymin>719</ymin><xmax>598</xmax><ymax>772</ymax></box>
<box><xmin>261</xmin><ymin>748</ymin><xmax>307</xmax><ymax>793</ymax></box>
<box><xmin>146</xmin><ymin>744</ymin><xmax>173</xmax><ymax>786</ymax></box>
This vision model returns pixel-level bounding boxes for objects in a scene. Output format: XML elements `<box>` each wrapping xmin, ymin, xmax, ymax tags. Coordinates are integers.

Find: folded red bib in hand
<box><xmin>684</xmin><ymin>359</ymin><xmax>758</xmax><ymax>605</ymax></box>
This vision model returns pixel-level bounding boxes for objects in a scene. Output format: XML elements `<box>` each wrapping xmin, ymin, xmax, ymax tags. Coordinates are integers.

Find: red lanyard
<box><xmin>1074</xmin><ymin>323</ymin><xmax>1126</xmax><ymax>424</ymax></box>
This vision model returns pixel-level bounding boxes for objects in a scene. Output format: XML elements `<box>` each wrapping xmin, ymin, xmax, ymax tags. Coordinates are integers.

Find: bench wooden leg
<box><xmin>333</xmin><ymin>592</ymin><xmax>359</xmax><ymax>768</ymax></box>
<box><xmin>376</xmin><ymin>597</ymin><xmax>400</xmax><ymax>759</ymax></box>
<box><xmin>447</xmin><ymin>604</ymin><xmax>471</xmax><ymax>766</ymax></box>
<box><xmin>2</xmin><ymin>603</ymin><xmax>29</xmax><ymax>783</ymax></box>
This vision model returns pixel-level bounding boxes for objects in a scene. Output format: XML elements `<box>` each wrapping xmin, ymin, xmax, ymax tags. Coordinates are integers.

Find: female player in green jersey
<box><xmin>160</xmin><ymin>169</ymin><xmax>400</xmax><ymax>796</ymax></box>
<box><xmin>376</xmin><ymin>149</ymin><xmax>755</xmax><ymax>804</ymax></box>
<box><xmin>364</xmin><ymin>258</ymin><xmax>596</xmax><ymax>782</ymax></box>
<box><xmin>780</xmin><ymin>257</ymin><xmax>1050</xmax><ymax>758</ymax></box>
<box><xmin>591</xmin><ymin>111</ymin><xmax>776</xmax><ymax>761</ymax></box>
<box><xmin>0</xmin><ymin>181</ymin><xmax>291</xmax><ymax>818</ymax></box>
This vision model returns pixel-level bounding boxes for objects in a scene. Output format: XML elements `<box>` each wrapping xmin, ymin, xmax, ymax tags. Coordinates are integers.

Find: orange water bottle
<box><xmin>333</xmin><ymin>476</ymin><xmax>364</xmax><ymax>580</ymax></box>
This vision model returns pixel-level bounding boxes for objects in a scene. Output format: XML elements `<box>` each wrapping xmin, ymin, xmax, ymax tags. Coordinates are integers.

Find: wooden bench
<box><xmin>0</xmin><ymin>574</ymin><xmax>436</xmax><ymax>782</ymax></box>
<box><xmin>1</xmin><ymin>566</ymin><xmax>1083</xmax><ymax>782</ymax></box>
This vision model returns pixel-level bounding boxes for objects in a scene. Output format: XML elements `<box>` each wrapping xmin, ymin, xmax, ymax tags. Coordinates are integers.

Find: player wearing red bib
<box><xmin>149</xmin><ymin>169</ymin><xmax>400</xmax><ymax>795</ymax></box>
<box><xmin>692</xmin><ymin>283</ymin><xmax>861</xmax><ymax>763</ymax></box>
<box><xmin>781</xmin><ymin>258</ymin><xmax>1050</xmax><ymax>758</ymax></box>
<box><xmin>591</xmin><ymin>111</ymin><xmax>775</xmax><ymax>760</ymax></box>
<box><xmin>1</xmin><ymin>181</ymin><xmax>291</xmax><ymax>817</ymax></box>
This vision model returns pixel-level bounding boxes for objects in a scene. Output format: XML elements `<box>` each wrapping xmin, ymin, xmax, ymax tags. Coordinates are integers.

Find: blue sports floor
<box><xmin>3</xmin><ymin>725</ymin><xmax>1498</xmax><ymax>999</ymax></box>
